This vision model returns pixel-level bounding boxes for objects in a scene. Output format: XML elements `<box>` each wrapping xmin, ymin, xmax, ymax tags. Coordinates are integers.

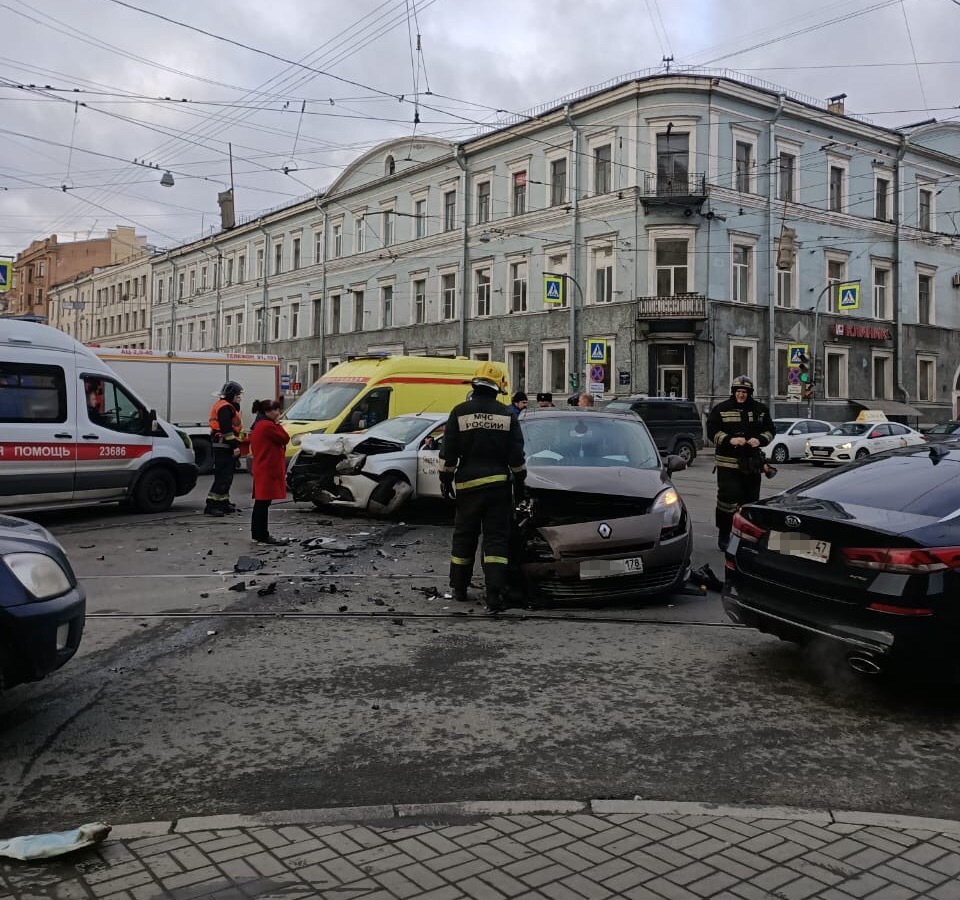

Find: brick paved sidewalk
<box><xmin>3</xmin><ymin>800</ymin><xmax>960</xmax><ymax>900</ymax></box>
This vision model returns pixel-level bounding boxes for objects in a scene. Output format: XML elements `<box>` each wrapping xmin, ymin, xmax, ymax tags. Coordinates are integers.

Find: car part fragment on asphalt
<box><xmin>0</xmin><ymin>823</ymin><xmax>111</xmax><ymax>861</ymax></box>
<box><xmin>234</xmin><ymin>556</ymin><xmax>264</xmax><ymax>573</ymax></box>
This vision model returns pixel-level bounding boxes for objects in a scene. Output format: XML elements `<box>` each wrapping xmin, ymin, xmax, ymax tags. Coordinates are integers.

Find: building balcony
<box><xmin>637</xmin><ymin>293</ymin><xmax>707</xmax><ymax>320</ymax></box>
<box><xmin>639</xmin><ymin>173</ymin><xmax>708</xmax><ymax>210</ymax></box>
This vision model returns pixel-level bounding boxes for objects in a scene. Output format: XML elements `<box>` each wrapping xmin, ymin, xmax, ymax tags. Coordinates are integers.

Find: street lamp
<box><xmin>160</xmin><ymin>171</ymin><xmax>175</xmax><ymax>188</ymax></box>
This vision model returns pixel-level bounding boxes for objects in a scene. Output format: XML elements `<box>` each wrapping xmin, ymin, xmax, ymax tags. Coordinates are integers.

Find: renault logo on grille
<box><xmin>598</xmin><ymin>522</ymin><xmax>612</xmax><ymax>539</ymax></box>
<box><xmin>784</xmin><ymin>515</ymin><xmax>801</xmax><ymax>529</ymax></box>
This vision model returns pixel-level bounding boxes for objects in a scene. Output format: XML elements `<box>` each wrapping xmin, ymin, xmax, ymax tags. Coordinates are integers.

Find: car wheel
<box><xmin>193</xmin><ymin>438</ymin><xmax>214</xmax><ymax>475</ymax></box>
<box><xmin>771</xmin><ymin>443</ymin><xmax>789</xmax><ymax>464</ymax></box>
<box><xmin>368</xmin><ymin>473</ymin><xmax>413</xmax><ymax>517</ymax></box>
<box><xmin>133</xmin><ymin>467</ymin><xmax>176</xmax><ymax>513</ymax></box>
<box><xmin>674</xmin><ymin>440</ymin><xmax>696</xmax><ymax>465</ymax></box>
<box><xmin>855</xmin><ymin>448</ymin><xmax>870</xmax><ymax>460</ymax></box>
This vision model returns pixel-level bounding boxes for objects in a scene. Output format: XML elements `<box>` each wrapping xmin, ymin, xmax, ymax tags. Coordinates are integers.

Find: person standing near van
<box><xmin>440</xmin><ymin>363</ymin><xmax>527</xmax><ymax>612</ymax></box>
<box><xmin>707</xmin><ymin>375</ymin><xmax>774</xmax><ymax>551</ymax></box>
<box><xmin>508</xmin><ymin>391</ymin><xmax>527</xmax><ymax>418</ymax></box>
<box><xmin>249</xmin><ymin>399</ymin><xmax>290</xmax><ymax>545</ymax></box>
<box><xmin>205</xmin><ymin>381</ymin><xmax>244</xmax><ymax>517</ymax></box>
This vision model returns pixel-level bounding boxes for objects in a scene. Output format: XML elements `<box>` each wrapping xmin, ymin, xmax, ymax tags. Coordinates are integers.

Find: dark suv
<box><xmin>603</xmin><ymin>397</ymin><xmax>704</xmax><ymax>463</ymax></box>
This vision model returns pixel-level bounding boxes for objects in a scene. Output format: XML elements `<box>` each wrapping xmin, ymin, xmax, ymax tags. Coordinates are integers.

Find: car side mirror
<box><xmin>665</xmin><ymin>454</ymin><xmax>687</xmax><ymax>473</ymax></box>
<box><xmin>147</xmin><ymin>408</ymin><xmax>159</xmax><ymax>434</ymax></box>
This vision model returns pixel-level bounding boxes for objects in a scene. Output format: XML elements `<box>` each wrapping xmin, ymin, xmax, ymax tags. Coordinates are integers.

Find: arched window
<box><xmin>385</xmin><ymin>155</ymin><xmax>396</xmax><ymax>176</ymax></box>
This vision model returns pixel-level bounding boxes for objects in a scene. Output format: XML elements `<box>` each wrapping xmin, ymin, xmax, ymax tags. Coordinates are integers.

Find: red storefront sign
<box><xmin>831</xmin><ymin>322</ymin><xmax>892</xmax><ymax>341</ymax></box>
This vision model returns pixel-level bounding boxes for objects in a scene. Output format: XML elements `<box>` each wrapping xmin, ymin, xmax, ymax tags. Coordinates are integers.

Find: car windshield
<box><xmin>927</xmin><ymin>422</ymin><xmax>959</xmax><ymax>434</ymax></box>
<box><xmin>603</xmin><ymin>401</ymin><xmax>631</xmax><ymax>411</ymax></box>
<box><xmin>828</xmin><ymin>423</ymin><xmax>870</xmax><ymax>436</ymax></box>
<box><xmin>363</xmin><ymin>416</ymin><xmax>436</xmax><ymax>446</ymax></box>
<box><xmin>800</xmin><ymin>452</ymin><xmax>960</xmax><ymax>517</ymax></box>
<box><xmin>521</xmin><ymin>416</ymin><xmax>660</xmax><ymax>469</ymax></box>
<box><xmin>283</xmin><ymin>381</ymin><xmax>364</xmax><ymax>421</ymax></box>
<box><xmin>774</xmin><ymin>420</ymin><xmax>795</xmax><ymax>434</ymax></box>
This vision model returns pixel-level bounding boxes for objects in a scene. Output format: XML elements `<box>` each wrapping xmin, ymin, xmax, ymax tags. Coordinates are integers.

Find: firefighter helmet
<box><xmin>471</xmin><ymin>362</ymin><xmax>506</xmax><ymax>394</ymax></box>
<box><xmin>730</xmin><ymin>375</ymin><xmax>754</xmax><ymax>395</ymax></box>
<box><xmin>220</xmin><ymin>381</ymin><xmax>244</xmax><ymax>401</ymax></box>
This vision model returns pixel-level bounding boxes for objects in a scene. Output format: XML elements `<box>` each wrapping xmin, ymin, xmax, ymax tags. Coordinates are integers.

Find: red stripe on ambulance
<box><xmin>0</xmin><ymin>443</ymin><xmax>152</xmax><ymax>461</ymax></box>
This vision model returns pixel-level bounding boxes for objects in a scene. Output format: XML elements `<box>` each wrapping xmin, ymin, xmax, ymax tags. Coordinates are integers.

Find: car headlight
<box><xmin>840</xmin><ymin>442</ymin><xmax>853</xmax><ymax>450</ymax></box>
<box><xmin>335</xmin><ymin>453</ymin><xmax>366</xmax><ymax>475</ymax></box>
<box><xmin>805</xmin><ymin>440</ymin><xmax>811</xmax><ymax>451</ymax></box>
<box><xmin>652</xmin><ymin>488</ymin><xmax>682</xmax><ymax>529</ymax></box>
<box><xmin>3</xmin><ymin>552</ymin><xmax>72</xmax><ymax>601</ymax></box>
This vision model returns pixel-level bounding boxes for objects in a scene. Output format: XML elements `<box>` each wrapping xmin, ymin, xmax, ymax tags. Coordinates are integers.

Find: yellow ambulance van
<box><xmin>282</xmin><ymin>355</ymin><xmax>508</xmax><ymax>457</ymax></box>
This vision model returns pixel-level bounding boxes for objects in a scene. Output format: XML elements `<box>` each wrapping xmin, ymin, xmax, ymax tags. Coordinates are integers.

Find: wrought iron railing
<box><xmin>641</xmin><ymin>173</ymin><xmax>707</xmax><ymax>197</ymax></box>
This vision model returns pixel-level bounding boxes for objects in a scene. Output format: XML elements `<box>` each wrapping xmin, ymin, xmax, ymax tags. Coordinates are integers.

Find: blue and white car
<box><xmin>0</xmin><ymin>514</ymin><xmax>85</xmax><ymax>692</ymax></box>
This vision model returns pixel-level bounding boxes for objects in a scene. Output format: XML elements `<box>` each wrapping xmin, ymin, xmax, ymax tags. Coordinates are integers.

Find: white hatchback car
<box><xmin>764</xmin><ymin>418</ymin><xmax>833</xmax><ymax>463</ymax></box>
<box><xmin>804</xmin><ymin>420</ymin><xmax>925</xmax><ymax>465</ymax></box>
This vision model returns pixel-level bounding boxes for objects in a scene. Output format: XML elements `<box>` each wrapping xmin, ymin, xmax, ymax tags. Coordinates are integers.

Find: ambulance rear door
<box><xmin>0</xmin><ymin>354</ymin><xmax>76</xmax><ymax>509</ymax></box>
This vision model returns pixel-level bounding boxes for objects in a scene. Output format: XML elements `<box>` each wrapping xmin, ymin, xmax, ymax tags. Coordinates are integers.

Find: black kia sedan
<box><xmin>0</xmin><ymin>515</ymin><xmax>86</xmax><ymax>692</ymax></box>
<box><xmin>722</xmin><ymin>442</ymin><xmax>960</xmax><ymax>679</ymax></box>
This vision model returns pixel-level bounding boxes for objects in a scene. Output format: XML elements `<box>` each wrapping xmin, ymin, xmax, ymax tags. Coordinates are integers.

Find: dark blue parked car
<box><xmin>0</xmin><ymin>515</ymin><xmax>85</xmax><ymax>692</ymax></box>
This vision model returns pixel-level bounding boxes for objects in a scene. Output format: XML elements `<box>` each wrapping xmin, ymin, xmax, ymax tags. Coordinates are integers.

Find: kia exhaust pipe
<box><xmin>846</xmin><ymin>653</ymin><xmax>882</xmax><ymax>676</ymax></box>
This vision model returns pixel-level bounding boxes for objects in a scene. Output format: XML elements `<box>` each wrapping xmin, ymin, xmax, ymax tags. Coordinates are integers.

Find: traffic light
<box><xmin>803</xmin><ymin>384</ymin><xmax>814</xmax><ymax>401</ymax></box>
<box><xmin>797</xmin><ymin>352</ymin><xmax>811</xmax><ymax>385</ymax></box>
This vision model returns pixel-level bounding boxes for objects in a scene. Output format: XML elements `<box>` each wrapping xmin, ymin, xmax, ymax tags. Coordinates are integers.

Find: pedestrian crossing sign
<box><xmin>837</xmin><ymin>281</ymin><xmax>860</xmax><ymax>311</ymax></box>
<box><xmin>0</xmin><ymin>260</ymin><xmax>11</xmax><ymax>293</ymax></box>
<box><xmin>543</xmin><ymin>274</ymin><xmax>564</xmax><ymax>305</ymax></box>
<box><xmin>587</xmin><ymin>339</ymin><xmax>607</xmax><ymax>363</ymax></box>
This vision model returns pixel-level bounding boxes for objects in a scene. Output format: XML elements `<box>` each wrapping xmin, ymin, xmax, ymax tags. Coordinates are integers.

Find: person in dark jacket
<box><xmin>707</xmin><ymin>375</ymin><xmax>775</xmax><ymax>550</ymax></box>
<box><xmin>440</xmin><ymin>363</ymin><xmax>527</xmax><ymax>612</ymax></box>
<box><xmin>205</xmin><ymin>381</ymin><xmax>244</xmax><ymax>517</ymax></box>
<box><xmin>249</xmin><ymin>399</ymin><xmax>290</xmax><ymax>545</ymax></box>
<box><xmin>508</xmin><ymin>391</ymin><xmax>527</xmax><ymax>418</ymax></box>
<box><xmin>536</xmin><ymin>392</ymin><xmax>554</xmax><ymax>408</ymax></box>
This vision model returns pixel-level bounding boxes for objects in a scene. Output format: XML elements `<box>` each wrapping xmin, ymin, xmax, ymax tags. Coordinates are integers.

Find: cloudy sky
<box><xmin>1</xmin><ymin>0</ymin><xmax>957</xmax><ymax>255</ymax></box>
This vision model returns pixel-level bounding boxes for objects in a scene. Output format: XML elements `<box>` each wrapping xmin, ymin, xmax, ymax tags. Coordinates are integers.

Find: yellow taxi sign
<box><xmin>856</xmin><ymin>410</ymin><xmax>888</xmax><ymax>423</ymax></box>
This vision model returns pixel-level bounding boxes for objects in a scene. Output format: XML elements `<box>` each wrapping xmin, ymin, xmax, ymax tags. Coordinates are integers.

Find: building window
<box><xmin>355</xmin><ymin>217</ymin><xmax>365</xmax><ymax>253</ymax></box>
<box><xmin>735</xmin><ymin>141</ymin><xmax>752</xmax><ymax>193</ymax></box>
<box><xmin>917</xmin><ymin>356</ymin><xmax>936</xmax><ymax>402</ymax></box>
<box><xmin>382</xmin><ymin>211</ymin><xmax>395</xmax><ymax>246</ymax></box>
<box><xmin>235</xmin><ymin>312</ymin><xmax>243</xmax><ymax>345</ymax></box>
<box><xmin>512</xmin><ymin>171</ymin><xmax>527</xmax><ymax>216</ymax></box>
<box><xmin>875</xmin><ymin>176</ymin><xmax>890</xmax><ymax>221</ymax></box>
<box><xmin>381</xmin><ymin>285</ymin><xmax>393</xmax><ymax>328</ymax></box>
<box><xmin>826</xmin><ymin>349</ymin><xmax>848</xmax><ymax>399</ymax></box>
<box><xmin>730</xmin><ymin>342</ymin><xmax>756</xmax><ymax>386</ymax></box>
<box><xmin>873</xmin><ymin>353</ymin><xmax>893</xmax><ymax>400</ymax></box>
<box><xmin>732</xmin><ymin>244</ymin><xmax>753</xmax><ymax>303</ymax></box>
<box><xmin>476</xmin><ymin>182</ymin><xmax>491</xmax><ymax>224</ymax></box>
<box><xmin>829</xmin><ymin>165</ymin><xmax>844</xmax><ymax>212</ymax></box>
<box><xmin>200</xmin><ymin>266</ymin><xmax>207</xmax><ymax>291</ymax></box>
<box><xmin>385</xmin><ymin>155</ymin><xmax>395</xmax><ymax>176</ymax></box>
<box><xmin>312</xmin><ymin>299</ymin><xmax>322</xmax><ymax>336</ymax></box>
<box><xmin>199</xmin><ymin>319</ymin><xmax>207</xmax><ymax>348</ymax></box>
<box><xmin>237</xmin><ymin>255</ymin><xmax>245</xmax><ymax>283</ymax></box>
<box><xmin>330</xmin><ymin>294</ymin><xmax>341</xmax><ymax>334</ymax></box>
<box><xmin>441</xmin><ymin>272</ymin><xmax>457</xmax><ymax>320</ymax></box>
<box><xmin>475</xmin><ymin>268</ymin><xmax>491</xmax><ymax>317</ymax></box>
<box><xmin>550</xmin><ymin>158</ymin><xmax>567</xmax><ymax>206</ymax></box>
<box><xmin>413</xmin><ymin>278</ymin><xmax>426</xmax><ymax>324</ymax></box>
<box><xmin>178</xmin><ymin>272</ymin><xmax>185</xmax><ymax>299</ymax></box>
<box><xmin>919</xmin><ymin>187</ymin><xmax>933</xmax><ymax>231</ymax></box>
<box><xmin>656</xmin><ymin>239</ymin><xmax>688</xmax><ymax>295</ymax></box>
<box><xmin>778</xmin><ymin>152</ymin><xmax>795</xmax><ymax>202</ymax></box>
<box><xmin>594</xmin><ymin>144</ymin><xmax>612</xmax><ymax>195</ymax></box>
<box><xmin>187</xmin><ymin>322</ymin><xmax>195</xmax><ymax>350</ymax></box>
<box><xmin>189</xmin><ymin>270</ymin><xmax>196</xmax><ymax>295</ymax></box>
<box><xmin>225</xmin><ymin>258</ymin><xmax>233</xmax><ymax>285</ymax></box>
<box><xmin>656</xmin><ymin>132</ymin><xmax>689</xmax><ymax>190</ymax></box>
<box><xmin>157</xmin><ymin>279</ymin><xmax>164</xmax><ymax>304</ymax></box>
<box><xmin>873</xmin><ymin>266</ymin><xmax>891</xmax><ymax>319</ymax></box>
<box><xmin>353</xmin><ymin>290</ymin><xmax>364</xmax><ymax>330</ymax></box>
<box><xmin>826</xmin><ymin>257</ymin><xmax>847</xmax><ymax>313</ymax></box>
<box><xmin>544</xmin><ymin>344</ymin><xmax>568</xmax><ymax>395</ymax></box>
<box><xmin>333</xmin><ymin>223</ymin><xmax>343</xmax><ymax>258</ymax></box>
<box><xmin>224</xmin><ymin>315</ymin><xmax>232</xmax><ymax>345</ymax></box>
<box><xmin>592</xmin><ymin>246</ymin><xmax>614</xmax><ymax>303</ymax></box>
<box><xmin>314</xmin><ymin>234</ymin><xmax>322</xmax><ymax>264</ymax></box>
<box><xmin>776</xmin><ymin>256</ymin><xmax>794</xmax><ymax>309</ymax></box>
<box><xmin>918</xmin><ymin>272</ymin><xmax>934</xmax><ymax>324</ymax></box>
<box><xmin>510</xmin><ymin>261</ymin><xmax>527</xmax><ymax>313</ymax></box>
<box><xmin>414</xmin><ymin>199</ymin><xmax>427</xmax><ymax>238</ymax></box>
<box><xmin>290</xmin><ymin>302</ymin><xmax>300</xmax><ymax>338</ymax></box>
<box><xmin>506</xmin><ymin>347</ymin><xmax>527</xmax><ymax>393</ymax></box>
<box><xmin>274</xmin><ymin>243</ymin><xmax>283</xmax><ymax>275</ymax></box>
<box><xmin>271</xmin><ymin>307</ymin><xmax>281</xmax><ymax>340</ymax></box>
<box><xmin>256</xmin><ymin>249</ymin><xmax>264</xmax><ymax>279</ymax></box>
<box><xmin>292</xmin><ymin>237</ymin><xmax>301</xmax><ymax>269</ymax></box>
<box><xmin>443</xmin><ymin>190</ymin><xmax>457</xmax><ymax>232</ymax></box>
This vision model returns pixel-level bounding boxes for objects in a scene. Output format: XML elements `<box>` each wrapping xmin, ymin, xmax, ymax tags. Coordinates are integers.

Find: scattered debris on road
<box><xmin>0</xmin><ymin>823</ymin><xmax>111</xmax><ymax>861</ymax></box>
<box><xmin>234</xmin><ymin>556</ymin><xmax>264</xmax><ymax>573</ymax></box>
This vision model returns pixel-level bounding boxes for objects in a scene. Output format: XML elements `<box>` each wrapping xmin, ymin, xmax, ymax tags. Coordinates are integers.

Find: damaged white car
<box><xmin>288</xmin><ymin>413</ymin><xmax>447</xmax><ymax>516</ymax></box>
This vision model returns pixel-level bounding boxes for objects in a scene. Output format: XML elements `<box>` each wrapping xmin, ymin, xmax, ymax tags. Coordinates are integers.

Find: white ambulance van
<box><xmin>0</xmin><ymin>320</ymin><xmax>198</xmax><ymax>513</ymax></box>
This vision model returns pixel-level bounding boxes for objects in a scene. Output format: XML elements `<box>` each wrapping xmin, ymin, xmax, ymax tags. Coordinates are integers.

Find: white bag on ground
<box><xmin>0</xmin><ymin>822</ymin><xmax>111</xmax><ymax>861</ymax></box>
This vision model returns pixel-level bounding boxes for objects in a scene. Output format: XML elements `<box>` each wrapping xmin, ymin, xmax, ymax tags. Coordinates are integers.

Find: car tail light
<box><xmin>731</xmin><ymin>510</ymin><xmax>766</xmax><ymax>543</ymax></box>
<box><xmin>843</xmin><ymin>546</ymin><xmax>960</xmax><ymax>574</ymax></box>
<box><xmin>867</xmin><ymin>602</ymin><xmax>934</xmax><ymax>616</ymax></box>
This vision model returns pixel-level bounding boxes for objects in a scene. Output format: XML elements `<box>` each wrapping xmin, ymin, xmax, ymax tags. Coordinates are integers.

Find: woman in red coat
<box><xmin>249</xmin><ymin>399</ymin><xmax>290</xmax><ymax>545</ymax></box>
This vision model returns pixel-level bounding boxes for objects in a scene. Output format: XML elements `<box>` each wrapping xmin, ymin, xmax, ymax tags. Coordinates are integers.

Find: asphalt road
<box><xmin>2</xmin><ymin>460</ymin><xmax>960</xmax><ymax>836</ymax></box>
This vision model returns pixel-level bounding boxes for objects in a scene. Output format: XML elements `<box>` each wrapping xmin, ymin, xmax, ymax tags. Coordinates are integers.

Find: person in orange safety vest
<box><xmin>205</xmin><ymin>381</ymin><xmax>244</xmax><ymax>517</ymax></box>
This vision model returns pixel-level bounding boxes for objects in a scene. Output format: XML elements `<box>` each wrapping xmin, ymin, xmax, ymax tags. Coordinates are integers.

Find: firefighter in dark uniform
<box><xmin>707</xmin><ymin>375</ymin><xmax>775</xmax><ymax>550</ymax></box>
<box><xmin>440</xmin><ymin>363</ymin><xmax>526</xmax><ymax>612</ymax></box>
<box><xmin>205</xmin><ymin>381</ymin><xmax>244</xmax><ymax>517</ymax></box>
